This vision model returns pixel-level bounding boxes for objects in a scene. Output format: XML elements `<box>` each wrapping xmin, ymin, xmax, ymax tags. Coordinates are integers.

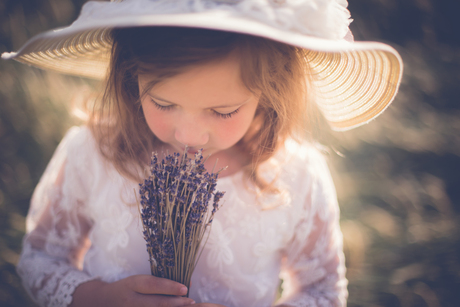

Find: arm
<box><xmin>276</xmin><ymin>154</ymin><xmax>347</xmax><ymax>307</ymax></box>
<box><xmin>17</xmin><ymin>128</ymin><xmax>96</xmax><ymax>306</ymax></box>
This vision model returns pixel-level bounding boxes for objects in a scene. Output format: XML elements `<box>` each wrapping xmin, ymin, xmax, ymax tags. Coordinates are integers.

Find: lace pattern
<box><xmin>17</xmin><ymin>127</ymin><xmax>347</xmax><ymax>306</ymax></box>
<box><xmin>18</xmin><ymin>244</ymin><xmax>96</xmax><ymax>307</ymax></box>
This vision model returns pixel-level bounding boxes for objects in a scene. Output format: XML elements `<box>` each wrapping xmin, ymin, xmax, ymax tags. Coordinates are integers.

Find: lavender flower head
<box><xmin>138</xmin><ymin>148</ymin><xmax>225</xmax><ymax>293</ymax></box>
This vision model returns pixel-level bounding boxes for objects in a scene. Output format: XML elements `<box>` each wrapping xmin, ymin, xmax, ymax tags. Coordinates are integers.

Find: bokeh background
<box><xmin>0</xmin><ymin>0</ymin><xmax>459</xmax><ymax>306</ymax></box>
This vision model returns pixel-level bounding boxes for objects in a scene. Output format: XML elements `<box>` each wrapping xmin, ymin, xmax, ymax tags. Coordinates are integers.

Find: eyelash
<box><xmin>151</xmin><ymin>98</ymin><xmax>174</xmax><ymax>111</ymax></box>
<box><xmin>212</xmin><ymin>108</ymin><xmax>240</xmax><ymax>119</ymax></box>
<box><xmin>150</xmin><ymin>98</ymin><xmax>239</xmax><ymax>119</ymax></box>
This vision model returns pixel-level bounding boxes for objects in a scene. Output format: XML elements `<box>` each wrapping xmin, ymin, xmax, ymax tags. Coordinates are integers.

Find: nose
<box><xmin>174</xmin><ymin>118</ymin><xmax>209</xmax><ymax>149</ymax></box>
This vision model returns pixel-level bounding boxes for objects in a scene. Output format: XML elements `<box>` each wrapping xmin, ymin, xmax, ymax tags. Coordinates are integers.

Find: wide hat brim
<box><xmin>2</xmin><ymin>2</ymin><xmax>403</xmax><ymax>131</ymax></box>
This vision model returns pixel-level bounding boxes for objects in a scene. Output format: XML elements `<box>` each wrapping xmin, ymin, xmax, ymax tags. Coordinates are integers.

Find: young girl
<box><xmin>3</xmin><ymin>0</ymin><xmax>402</xmax><ymax>306</ymax></box>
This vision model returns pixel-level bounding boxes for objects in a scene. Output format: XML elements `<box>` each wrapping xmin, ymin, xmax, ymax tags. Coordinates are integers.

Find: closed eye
<box><xmin>212</xmin><ymin>108</ymin><xmax>240</xmax><ymax>119</ymax></box>
<box><xmin>151</xmin><ymin>98</ymin><xmax>174</xmax><ymax>111</ymax></box>
<box><xmin>150</xmin><ymin>96</ymin><xmax>240</xmax><ymax>118</ymax></box>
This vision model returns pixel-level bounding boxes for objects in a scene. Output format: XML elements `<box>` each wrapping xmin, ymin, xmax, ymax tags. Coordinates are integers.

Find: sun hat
<box><xmin>2</xmin><ymin>0</ymin><xmax>402</xmax><ymax>131</ymax></box>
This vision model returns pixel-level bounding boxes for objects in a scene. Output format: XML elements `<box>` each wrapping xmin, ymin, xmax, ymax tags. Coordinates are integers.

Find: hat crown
<box><xmin>4</xmin><ymin>0</ymin><xmax>402</xmax><ymax>130</ymax></box>
<box><xmin>79</xmin><ymin>0</ymin><xmax>351</xmax><ymax>40</ymax></box>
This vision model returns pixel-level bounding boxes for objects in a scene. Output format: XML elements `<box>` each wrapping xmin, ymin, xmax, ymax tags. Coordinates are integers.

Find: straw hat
<box><xmin>2</xmin><ymin>0</ymin><xmax>403</xmax><ymax>131</ymax></box>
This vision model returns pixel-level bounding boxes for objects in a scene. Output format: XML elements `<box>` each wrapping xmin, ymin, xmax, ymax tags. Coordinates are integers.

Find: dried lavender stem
<box><xmin>138</xmin><ymin>149</ymin><xmax>225</xmax><ymax>293</ymax></box>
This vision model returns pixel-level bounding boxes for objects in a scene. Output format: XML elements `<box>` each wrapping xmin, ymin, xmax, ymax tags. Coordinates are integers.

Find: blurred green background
<box><xmin>0</xmin><ymin>0</ymin><xmax>459</xmax><ymax>306</ymax></box>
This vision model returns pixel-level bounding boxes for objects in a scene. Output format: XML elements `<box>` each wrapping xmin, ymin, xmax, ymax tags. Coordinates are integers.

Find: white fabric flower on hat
<box><xmin>78</xmin><ymin>0</ymin><xmax>351</xmax><ymax>40</ymax></box>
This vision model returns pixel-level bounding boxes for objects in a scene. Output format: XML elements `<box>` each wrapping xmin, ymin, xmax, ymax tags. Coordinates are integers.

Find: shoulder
<box><xmin>257</xmin><ymin>138</ymin><xmax>335</xmax><ymax>195</ymax></box>
<box><xmin>61</xmin><ymin>126</ymin><xmax>96</xmax><ymax>151</ymax></box>
<box><xmin>283</xmin><ymin>139</ymin><xmax>339</xmax><ymax>208</ymax></box>
<box><xmin>57</xmin><ymin>125</ymin><xmax>104</xmax><ymax>174</ymax></box>
<box><xmin>58</xmin><ymin>126</ymin><xmax>99</xmax><ymax>158</ymax></box>
<box><xmin>274</xmin><ymin>139</ymin><xmax>338</xmax><ymax>202</ymax></box>
<box><xmin>276</xmin><ymin>138</ymin><xmax>331</xmax><ymax>180</ymax></box>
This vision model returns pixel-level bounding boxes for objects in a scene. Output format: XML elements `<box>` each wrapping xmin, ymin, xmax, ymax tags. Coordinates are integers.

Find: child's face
<box><xmin>138</xmin><ymin>53</ymin><xmax>259</xmax><ymax>157</ymax></box>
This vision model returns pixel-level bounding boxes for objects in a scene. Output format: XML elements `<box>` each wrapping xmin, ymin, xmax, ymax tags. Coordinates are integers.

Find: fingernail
<box><xmin>190</xmin><ymin>300</ymin><xmax>195</xmax><ymax>305</ymax></box>
<box><xmin>180</xmin><ymin>286</ymin><xmax>188</xmax><ymax>295</ymax></box>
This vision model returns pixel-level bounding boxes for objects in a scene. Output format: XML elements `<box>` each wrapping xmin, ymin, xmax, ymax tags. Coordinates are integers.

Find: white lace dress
<box><xmin>17</xmin><ymin>126</ymin><xmax>347</xmax><ymax>307</ymax></box>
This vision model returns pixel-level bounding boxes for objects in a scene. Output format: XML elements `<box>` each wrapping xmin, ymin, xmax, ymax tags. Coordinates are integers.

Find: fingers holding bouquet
<box><xmin>71</xmin><ymin>275</ymin><xmax>195</xmax><ymax>307</ymax></box>
<box><xmin>124</xmin><ymin>275</ymin><xmax>195</xmax><ymax>307</ymax></box>
<box><xmin>121</xmin><ymin>275</ymin><xmax>228</xmax><ymax>307</ymax></box>
<box><xmin>183</xmin><ymin>304</ymin><xmax>227</xmax><ymax>307</ymax></box>
<box><xmin>99</xmin><ymin>274</ymin><xmax>229</xmax><ymax>307</ymax></box>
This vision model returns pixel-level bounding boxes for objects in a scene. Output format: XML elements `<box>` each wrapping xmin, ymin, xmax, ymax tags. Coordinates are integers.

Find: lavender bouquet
<box><xmin>138</xmin><ymin>149</ymin><xmax>225</xmax><ymax>294</ymax></box>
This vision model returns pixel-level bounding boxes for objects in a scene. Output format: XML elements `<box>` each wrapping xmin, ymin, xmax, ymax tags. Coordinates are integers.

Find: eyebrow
<box><xmin>150</xmin><ymin>95</ymin><xmax>250</xmax><ymax>108</ymax></box>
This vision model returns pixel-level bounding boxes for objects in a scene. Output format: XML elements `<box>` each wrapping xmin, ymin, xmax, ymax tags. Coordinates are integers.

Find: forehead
<box><xmin>139</xmin><ymin>53</ymin><xmax>253</xmax><ymax>107</ymax></box>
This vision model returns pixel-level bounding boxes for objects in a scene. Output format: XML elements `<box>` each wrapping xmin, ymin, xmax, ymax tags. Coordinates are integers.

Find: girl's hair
<box><xmin>89</xmin><ymin>27</ymin><xmax>319</xmax><ymax>191</ymax></box>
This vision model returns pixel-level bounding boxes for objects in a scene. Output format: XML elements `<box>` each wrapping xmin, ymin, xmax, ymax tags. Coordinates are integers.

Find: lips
<box><xmin>186</xmin><ymin>148</ymin><xmax>204</xmax><ymax>155</ymax></box>
<box><xmin>176</xmin><ymin>145</ymin><xmax>204</xmax><ymax>155</ymax></box>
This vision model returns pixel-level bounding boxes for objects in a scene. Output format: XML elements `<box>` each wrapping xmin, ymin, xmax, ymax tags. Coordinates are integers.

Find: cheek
<box><xmin>143</xmin><ymin>106</ymin><xmax>173</xmax><ymax>140</ymax></box>
<box><xmin>215</xmin><ymin>113</ymin><xmax>255</xmax><ymax>145</ymax></box>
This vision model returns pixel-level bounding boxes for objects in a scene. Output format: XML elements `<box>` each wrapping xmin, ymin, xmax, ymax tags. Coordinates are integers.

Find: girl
<box><xmin>2</xmin><ymin>0</ymin><xmax>402</xmax><ymax>306</ymax></box>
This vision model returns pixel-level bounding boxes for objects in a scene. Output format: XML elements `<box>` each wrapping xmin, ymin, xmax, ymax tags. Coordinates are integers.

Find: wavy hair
<box><xmin>89</xmin><ymin>27</ymin><xmax>318</xmax><ymax>192</ymax></box>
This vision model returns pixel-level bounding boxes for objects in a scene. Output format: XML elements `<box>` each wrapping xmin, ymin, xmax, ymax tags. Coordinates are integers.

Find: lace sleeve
<box><xmin>17</xmin><ymin>127</ymin><xmax>97</xmax><ymax>307</ymax></box>
<box><xmin>277</xmin><ymin>153</ymin><xmax>348</xmax><ymax>307</ymax></box>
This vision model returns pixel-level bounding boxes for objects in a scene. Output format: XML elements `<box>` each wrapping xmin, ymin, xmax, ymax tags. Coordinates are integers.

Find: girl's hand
<box><xmin>70</xmin><ymin>275</ymin><xmax>195</xmax><ymax>307</ymax></box>
<box><xmin>184</xmin><ymin>304</ymin><xmax>227</xmax><ymax>307</ymax></box>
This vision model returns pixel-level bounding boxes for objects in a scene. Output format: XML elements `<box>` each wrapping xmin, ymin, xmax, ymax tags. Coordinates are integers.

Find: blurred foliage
<box><xmin>0</xmin><ymin>0</ymin><xmax>459</xmax><ymax>307</ymax></box>
<box><xmin>0</xmin><ymin>1</ymin><xmax>92</xmax><ymax>306</ymax></box>
<box><xmin>332</xmin><ymin>0</ymin><xmax>460</xmax><ymax>306</ymax></box>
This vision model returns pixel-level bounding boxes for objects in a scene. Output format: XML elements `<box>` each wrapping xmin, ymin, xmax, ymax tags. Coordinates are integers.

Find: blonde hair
<box><xmin>89</xmin><ymin>27</ymin><xmax>319</xmax><ymax>191</ymax></box>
